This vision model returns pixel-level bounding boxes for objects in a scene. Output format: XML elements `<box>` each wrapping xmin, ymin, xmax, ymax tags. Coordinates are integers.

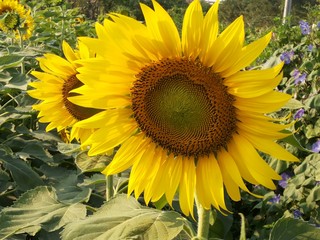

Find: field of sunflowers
<box><xmin>0</xmin><ymin>0</ymin><xmax>319</xmax><ymax>239</ymax></box>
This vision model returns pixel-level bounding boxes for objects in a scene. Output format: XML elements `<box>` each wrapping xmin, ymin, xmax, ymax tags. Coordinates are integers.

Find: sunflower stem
<box><xmin>18</xmin><ymin>31</ymin><xmax>25</xmax><ymax>75</ymax></box>
<box><xmin>106</xmin><ymin>175</ymin><xmax>114</xmax><ymax>201</ymax></box>
<box><xmin>196</xmin><ymin>203</ymin><xmax>211</xmax><ymax>240</ymax></box>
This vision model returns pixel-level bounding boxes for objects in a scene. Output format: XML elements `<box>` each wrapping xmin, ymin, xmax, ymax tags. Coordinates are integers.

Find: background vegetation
<box><xmin>0</xmin><ymin>0</ymin><xmax>319</xmax><ymax>239</ymax></box>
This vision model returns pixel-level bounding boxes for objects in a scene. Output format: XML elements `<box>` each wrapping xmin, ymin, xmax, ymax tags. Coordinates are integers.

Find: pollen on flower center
<box><xmin>132</xmin><ymin>58</ymin><xmax>237</xmax><ymax>156</ymax></box>
<box><xmin>62</xmin><ymin>75</ymin><xmax>101</xmax><ymax>120</ymax></box>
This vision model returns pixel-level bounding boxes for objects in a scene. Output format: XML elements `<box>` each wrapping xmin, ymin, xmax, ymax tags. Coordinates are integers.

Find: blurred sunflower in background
<box><xmin>70</xmin><ymin>0</ymin><xmax>299</xmax><ymax>215</ymax></box>
<box><xmin>28</xmin><ymin>41</ymin><xmax>102</xmax><ymax>143</ymax></box>
<box><xmin>0</xmin><ymin>0</ymin><xmax>34</xmax><ymax>39</ymax></box>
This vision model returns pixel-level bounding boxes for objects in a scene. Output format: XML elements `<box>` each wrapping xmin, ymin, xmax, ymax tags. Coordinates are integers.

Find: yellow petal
<box><xmin>165</xmin><ymin>154</ymin><xmax>182</xmax><ymax>205</ymax></box>
<box><xmin>103</xmin><ymin>134</ymin><xmax>150</xmax><ymax>175</ymax></box>
<box><xmin>227</xmin><ymin>73</ymin><xmax>283</xmax><ymax>98</ymax></box>
<box><xmin>221</xmin><ymin>32</ymin><xmax>272</xmax><ymax>77</ymax></box>
<box><xmin>200</xmin><ymin>0</ymin><xmax>219</xmax><ymax>64</ymax></box>
<box><xmin>86</xmin><ymin>121</ymin><xmax>136</xmax><ymax>156</ymax></box>
<box><xmin>206</xmin><ymin>16</ymin><xmax>244</xmax><ymax>70</ymax></box>
<box><xmin>229</xmin><ymin>134</ymin><xmax>280</xmax><ymax>189</ymax></box>
<box><xmin>179</xmin><ymin>156</ymin><xmax>196</xmax><ymax>216</ymax></box>
<box><xmin>234</xmin><ymin>91</ymin><xmax>292</xmax><ymax>113</ymax></box>
<box><xmin>182</xmin><ymin>0</ymin><xmax>203</xmax><ymax>58</ymax></box>
<box><xmin>239</xmin><ymin>130</ymin><xmax>299</xmax><ymax>162</ymax></box>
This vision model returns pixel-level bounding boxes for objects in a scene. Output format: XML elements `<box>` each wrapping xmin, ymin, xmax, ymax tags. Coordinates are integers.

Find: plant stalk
<box><xmin>196</xmin><ymin>202</ymin><xmax>211</xmax><ymax>240</ymax></box>
<box><xmin>106</xmin><ymin>174</ymin><xmax>114</xmax><ymax>201</ymax></box>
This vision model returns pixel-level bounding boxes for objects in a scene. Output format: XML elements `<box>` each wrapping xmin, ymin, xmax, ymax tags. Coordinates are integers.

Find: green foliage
<box><xmin>269</xmin><ymin>218</ymin><xmax>320</xmax><ymax>240</ymax></box>
<box><xmin>62</xmin><ymin>194</ymin><xmax>192</xmax><ymax>240</ymax></box>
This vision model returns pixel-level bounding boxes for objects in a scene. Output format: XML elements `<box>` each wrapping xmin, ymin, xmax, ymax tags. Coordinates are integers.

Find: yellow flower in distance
<box><xmin>0</xmin><ymin>0</ymin><xmax>34</xmax><ymax>39</ymax></box>
<box><xmin>28</xmin><ymin>41</ymin><xmax>101</xmax><ymax>143</ymax></box>
<box><xmin>71</xmin><ymin>0</ymin><xmax>299</xmax><ymax>215</ymax></box>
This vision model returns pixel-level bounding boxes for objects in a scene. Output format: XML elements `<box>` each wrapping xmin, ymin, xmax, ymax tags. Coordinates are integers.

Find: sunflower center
<box><xmin>62</xmin><ymin>75</ymin><xmax>101</xmax><ymax>121</ymax></box>
<box><xmin>132</xmin><ymin>58</ymin><xmax>237</xmax><ymax>157</ymax></box>
<box><xmin>4</xmin><ymin>13</ymin><xmax>20</xmax><ymax>30</ymax></box>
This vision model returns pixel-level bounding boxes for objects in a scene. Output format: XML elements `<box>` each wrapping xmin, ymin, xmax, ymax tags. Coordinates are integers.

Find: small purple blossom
<box><xmin>280</xmin><ymin>51</ymin><xmax>294</xmax><ymax>64</ymax></box>
<box><xmin>299</xmin><ymin>20</ymin><xmax>311</xmax><ymax>35</ymax></box>
<box><xmin>293</xmin><ymin>209</ymin><xmax>302</xmax><ymax>219</ymax></box>
<box><xmin>311</xmin><ymin>140</ymin><xmax>320</xmax><ymax>153</ymax></box>
<box><xmin>294</xmin><ymin>108</ymin><xmax>305</xmax><ymax>120</ymax></box>
<box><xmin>269</xmin><ymin>194</ymin><xmax>281</xmax><ymax>204</ymax></box>
<box><xmin>279</xmin><ymin>172</ymin><xmax>291</xmax><ymax>189</ymax></box>
<box><xmin>317</xmin><ymin>22</ymin><xmax>320</xmax><ymax>29</ymax></box>
<box><xmin>291</xmin><ymin>69</ymin><xmax>307</xmax><ymax>85</ymax></box>
<box><xmin>307</xmin><ymin>44</ymin><xmax>313</xmax><ymax>52</ymax></box>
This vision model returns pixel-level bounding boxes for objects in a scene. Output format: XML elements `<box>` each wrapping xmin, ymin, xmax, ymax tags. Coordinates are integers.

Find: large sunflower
<box><xmin>28</xmin><ymin>41</ymin><xmax>101</xmax><ymax>143</ymax></box>
<box><xmin>71</xmin><ymin>0</ymin><xmax>299</xmax><ymax>215</ymax></box>
<box><xmin>0</xmin><ymin>0</ymin><xmax>34</xmax><ymax>39</ymax></box>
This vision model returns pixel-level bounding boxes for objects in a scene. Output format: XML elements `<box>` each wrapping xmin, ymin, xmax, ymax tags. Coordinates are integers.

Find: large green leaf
<box><xmin>0</xmin><ymin>186</ymin><xmax>87</xmax><ymax>240</ymax></box>
<box><xmin>0</xmin><ymin>150</ymin><xmax>44</xmax><ymax>191</ymax></box>
<box><xmin>0</xmin><ymin>55</ymin><xmax>24</xmax><ymax>70</ymax></box>
<box><xmin>269</xmin><ymin>218</ymin><xmax>320</xmax><ymax>240</ymax></box>
<box><xmin>62</xmin><ymin>194</ymin><xmax>188</xmax><ymax>240</ymax></box>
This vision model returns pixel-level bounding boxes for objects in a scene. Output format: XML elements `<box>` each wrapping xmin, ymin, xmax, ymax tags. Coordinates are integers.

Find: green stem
<box><xmin>196</xmin><ymin>204</ymin><xmax>211</xmax><ymax>240</ymax></box>
<box><xmin>106</xmin><ymin>174</ymin><xmax>114</xmax><ymax>201</ymax></box>
<box><xmin>18</xmin><ymin>31</ymin><xmax>25</xmax><ymax>75</ymax></box>
<box><xmin>194</xmin><ymin>194</ymin><xmax>213</xmax><ymax>240</ymax></box>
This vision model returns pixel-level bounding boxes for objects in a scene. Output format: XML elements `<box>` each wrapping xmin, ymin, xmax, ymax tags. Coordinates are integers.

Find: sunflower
<box><xmin>28</xmin><ymin>41</ymin><xmax>101</xmax><ymax>143</ymax></box>
<box><xmin>0</xmin><ymin>0</ymin><xmax>34</xmax><ymax>39</ymax></box>
<box><xmin>71</xmin><ymin>0</ymin><xmax>299</xmax><ymax>215</ymax></box>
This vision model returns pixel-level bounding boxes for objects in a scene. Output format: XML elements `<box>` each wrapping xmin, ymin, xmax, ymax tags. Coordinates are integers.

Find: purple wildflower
<box><xmin>279</xmin><ymin>172</ymin><xmax>291</xmax><ymax>189</ymax></box>
<box><xmin>307</xmin><ymin>44</ymin><xmax>313</xmax><ymax>51</ymax></box>
<box><xmin>317</xmin><ymin>22</ymin><xmax>320</xmax><ymax>29</ymax></box>
<box><xmin>292</xmin><ymin>70</ymin><xmax>307</xmax><ymax>85</ymax></box>
<box><xmin>269</xmin><ymin>194</ymin><xmax>281</xmax><ymax>204</ymax></box>
<box><xmin>294</xmin><ymin>108</ymin><xmax>305</xmax><ymax>120</ymax></box>
<box><xmin>311</xmin><ymin>140</ymin><xmax>320</xmax><ymax>153</ymax></box>
<box><xmin>299</xmin><ymin>20</ymin><xmax>311</xmax><ymax>35</ymax></box>
<box><xmin>293</xmin><ymin>209</ymin><xmax>302</xmax><ymax>219</ymax></box>
<box><xmin>280</xmin><ymin>51</ymin><xmax>294</xmax><ymax>64</ymax></box>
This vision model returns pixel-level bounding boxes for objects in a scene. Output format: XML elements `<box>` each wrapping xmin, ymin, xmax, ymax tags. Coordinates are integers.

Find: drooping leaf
<box><xmin>0</xmin><ymin>150</ymin><xmax>44</xmax><ymax>191</ymax></box>
<box><xmin>0</xmin><ymin>55</ymin><xmax>24</xmax><ymax>70</ymax></box>
<box><xmin>0</xmin><ymin>186</ymin><xmax>87</xmax><ymax>240</ymax></box>
<box><xmin>75</xmin><ymin>151</ymin><xmax>111</xmax><ymax>172</ymax></box>
<box><xmin>269</xmin><ymin>218</ymin><xmax>320</xmax><ymax>240</ymax></box>
<box><xmin>61</xmin><ymin>194</ymin><xmax>188</xmax><ymax>240</ymax></box>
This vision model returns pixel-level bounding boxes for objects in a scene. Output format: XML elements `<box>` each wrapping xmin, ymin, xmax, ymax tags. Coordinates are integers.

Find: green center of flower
<box><xmin>62</xmin><ymin>75</ymin><xmax>101</xmax><ymax>121</ymax></box>
<box><xmin>4</xmin><ymin>13</ymin><xmax>20</xmax><ymax>30</ymax></box>
<box><xmin>132</xmin><ymin>58</ymin><xmax>237</xmax><ymax>157</ymax></box>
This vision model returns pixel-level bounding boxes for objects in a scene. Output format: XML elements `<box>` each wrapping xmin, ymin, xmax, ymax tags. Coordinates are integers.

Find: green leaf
<box><xmin>269</xmin><ymin>218</ymin><xmax>320</xmax><ymax>240</ymax></box>
<box><xmin>283</xmin><ymin>99</ymin><xmax>306</xmax><ymax>109</ymax></box>
<box><xmin>0</xmin><ymin>55</ymin><xmax>24</xmax><ymax>70</ymax></box>
<box><xmin>75</xmin><ymin>151</ymin><xmax>111</xmax><ymax>172</ymax></box>
<box><xmin>19</xmin><ymin>142</ymin><xmax>53</xmax><ymax>162</ymax></box>
<box><xmin>62</xmin><ymin>194</ymin><xmax>187</xmax><ymax>240</ymax></box>
<box><xmin>0</xmin><ymin>150</ymin><xmax>44</xmax><ymax>191</ymax></box>
<box><xmin>0</xmin><ymin>186</ymin><xmax>87</xmax><ymax>240</ymax></box>
<box><xmin>305</xmin><ymin>95</ymin><xmax>320</xmax><ymax>110</ymax></box>
<box><xmin>306</xmin><ymin>186</ymin><xmax>320</xmax><ymax>203</ymax></box>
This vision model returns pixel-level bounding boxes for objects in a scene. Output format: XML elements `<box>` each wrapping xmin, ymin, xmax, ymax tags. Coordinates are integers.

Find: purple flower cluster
<box><xmin>299</xmin><ymin>20</ymin><xmax>311</xmax><ymax>35</ymax></box>
<box><xmin>269</xmin><ymin>194</ymin><xmax>281</xmax><ymax>204</ymax></box>
<box><xmin>311</xmin><ymin>140</ymin><xmax>320</xmax><ymax>153</ymax></box>
<box><xmin>293</xmin><ymin>209</ymin><xmax>302</xmax><ymax>219</ymax></box>
<box><xmin>280</xmin><ymin>51</ymin><xmax>294</xmax><ymax>64</ymax></box>
<box><xmin>292</xmin><ymin>69</ymin><xmax>307</xmax><ymax>84</ymax></box>
<box><xmin>279</xmin><ymin>172</ymin><xmax>291</xmax><ymax>189</ymax></box>
<box><xmin>294</xmin><ymin>108</ymin><xmax>305</xmax><ymax>120</ymax></box>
